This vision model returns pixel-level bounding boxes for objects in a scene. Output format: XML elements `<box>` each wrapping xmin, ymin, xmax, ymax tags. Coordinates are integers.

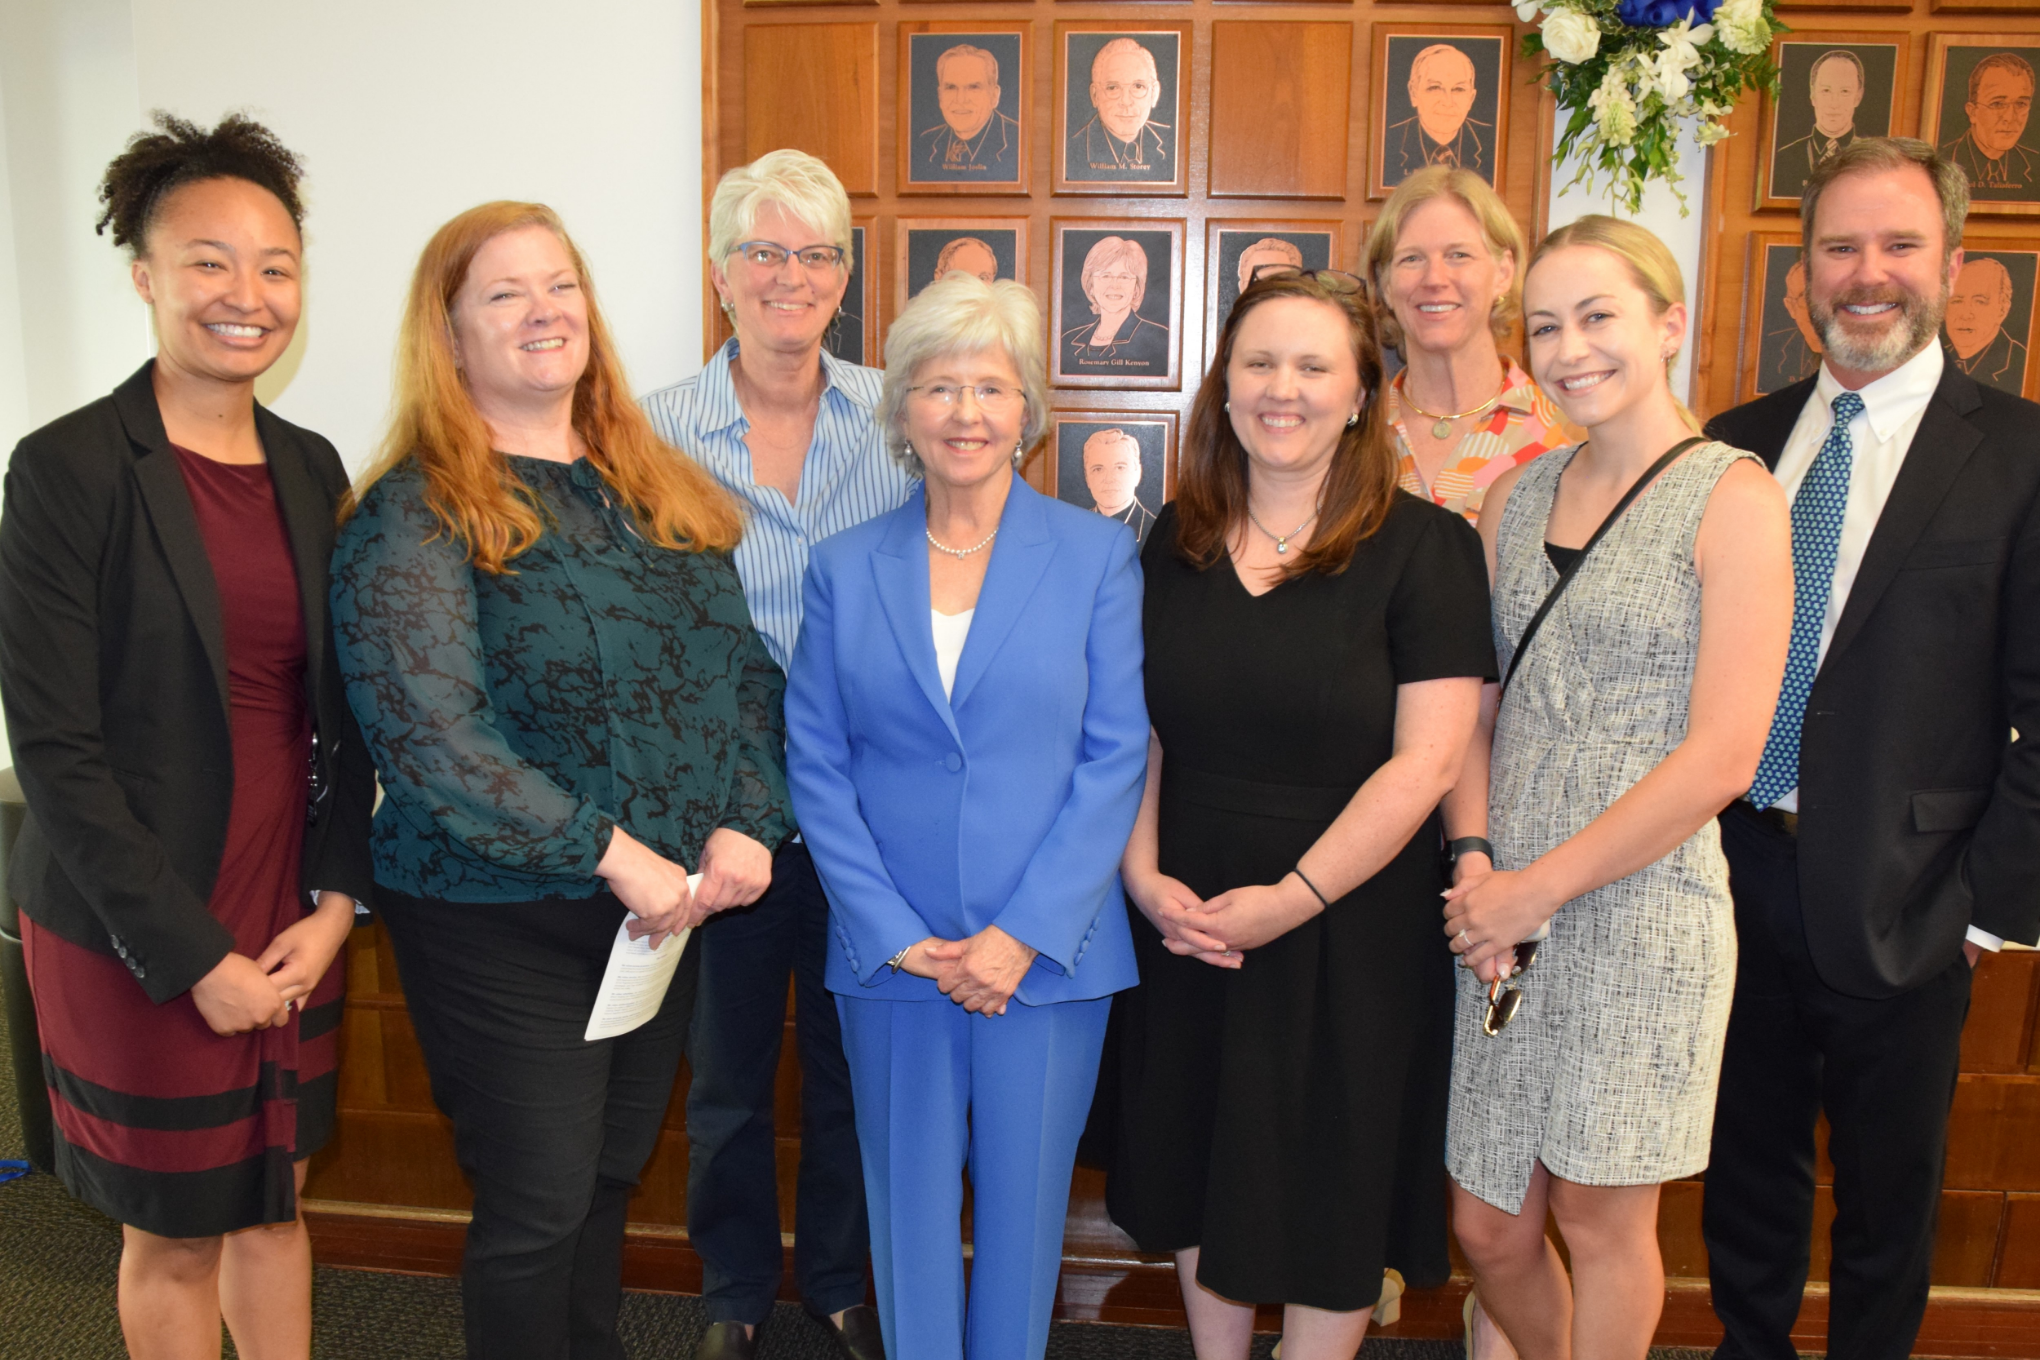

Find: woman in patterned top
<box><xmin>1366</xmin><ymin>167</ymin><xmax>1569</xmax><ymax>525</ymax></box>
<box><xmin>331</xmin><ymin>202</ymin><xmax>791</xmax><ymax>1360</ymax></box>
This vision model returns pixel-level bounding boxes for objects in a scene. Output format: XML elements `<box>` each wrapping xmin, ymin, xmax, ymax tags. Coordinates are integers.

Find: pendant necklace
<box><xmin>927</xmin><ymin>526</ymin><xmax>998</xmax><ymax>558</ymax></box>
<box><xmin>1246</xmin><ymin>505</ymin><xmax>1317</xmax><ymax>555</ymax></box>
<box><xmin>1401</xmin><ymin>374</ymin><xmax>1507</xmax><ymax>440</ymax></box>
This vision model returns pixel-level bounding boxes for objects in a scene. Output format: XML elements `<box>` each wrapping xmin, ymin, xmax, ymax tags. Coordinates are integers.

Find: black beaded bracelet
<box><xmin>1292</xmin><ymin>866</ymin><xmax>1332</xmax><ymax>910</ymax></box>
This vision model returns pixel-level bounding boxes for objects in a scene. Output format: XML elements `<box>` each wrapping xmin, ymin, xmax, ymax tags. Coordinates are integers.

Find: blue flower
<box><xmin>1615</xmin><ymin>0</ymin><xmax>1719</xmax><ymax>27</ymax></box>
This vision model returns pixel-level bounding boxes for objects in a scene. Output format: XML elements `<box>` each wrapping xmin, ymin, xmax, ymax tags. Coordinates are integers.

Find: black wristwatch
<box><xmin>1444</xmin><ymin>836</ymin><xmax>1495</xmax><ymax>866</ymax></box>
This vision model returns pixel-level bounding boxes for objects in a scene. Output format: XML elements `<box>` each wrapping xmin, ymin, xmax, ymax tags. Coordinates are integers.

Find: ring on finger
<box><xmin>1457</xmin><ymin>928</ymin><xmax>1472</xmax><ymax>949</ymax></box>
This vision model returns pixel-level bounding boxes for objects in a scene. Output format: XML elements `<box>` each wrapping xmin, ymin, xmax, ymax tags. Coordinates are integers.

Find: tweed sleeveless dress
<box><xmin>1445</xmin><ymin>441</ymin><xmax>1747</xmax><ymax>1214</ymax></box>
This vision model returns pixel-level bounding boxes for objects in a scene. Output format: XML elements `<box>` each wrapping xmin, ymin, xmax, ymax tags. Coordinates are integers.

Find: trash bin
<box><xmin>0</xmin><ymin>766</ymin><xmax>54</xmax><ymax>1172</ymax></box>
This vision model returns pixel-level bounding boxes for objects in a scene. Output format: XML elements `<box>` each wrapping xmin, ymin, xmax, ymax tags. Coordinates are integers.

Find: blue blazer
<box><xmin>785</xmin><ymin>475</ymin><xmax>1147</xmax><ymax>1005</ymax></box>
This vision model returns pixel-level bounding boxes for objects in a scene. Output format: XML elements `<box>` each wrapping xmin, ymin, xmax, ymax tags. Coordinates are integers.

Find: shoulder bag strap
<box><xmin>1499</xmin><ymin>436</ymin><xmax>1706</xmax><ymax>693</ymax></box>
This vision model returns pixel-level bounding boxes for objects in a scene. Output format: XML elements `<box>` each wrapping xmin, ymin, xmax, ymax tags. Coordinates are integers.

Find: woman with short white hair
<box><xmin>785</xmin><ymin>274</ymin><xmax>1149</xmax><ymax>1360</ymax></box>
<box><xmin>641</xmin><ymin>147</ymin><xmax>911</xmax><ymax>1360</ymax></box>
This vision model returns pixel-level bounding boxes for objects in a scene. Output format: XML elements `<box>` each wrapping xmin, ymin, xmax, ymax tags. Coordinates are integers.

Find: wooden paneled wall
<box><xmin>704</xmin><ymin>0</ymin><xmax>1556</xmax><ymax>496</ymax></box>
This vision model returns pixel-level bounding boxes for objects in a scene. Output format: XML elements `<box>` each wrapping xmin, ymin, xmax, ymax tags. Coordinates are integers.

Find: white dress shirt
<box><xmin>1769</xmin><ymin>344</ymin><xmax>2001</xmax><ymax>951</ymax></box>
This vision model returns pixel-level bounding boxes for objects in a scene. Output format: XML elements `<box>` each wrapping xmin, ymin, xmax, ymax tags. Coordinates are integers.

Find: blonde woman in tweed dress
<box><xmin>1438</xmin><ymin>218</ymin><xmax>1792</xmax><ymax>1360</ymax></box>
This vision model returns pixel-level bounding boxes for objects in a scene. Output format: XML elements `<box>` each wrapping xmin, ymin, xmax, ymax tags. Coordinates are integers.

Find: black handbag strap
<box><xmin>1500</xmin><ymin>436</ymin><xmax>1706</xmax><ymax>693</ymax></box>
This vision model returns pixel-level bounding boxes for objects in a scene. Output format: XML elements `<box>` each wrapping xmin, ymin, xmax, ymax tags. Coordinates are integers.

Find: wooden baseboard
<box><xmin>303</xmin><ymin>1201</ymin><xmax>2040</xmax><ymax>1355</ymax></box>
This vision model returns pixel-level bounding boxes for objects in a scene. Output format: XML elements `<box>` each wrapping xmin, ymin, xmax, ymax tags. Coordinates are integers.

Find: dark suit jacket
<box><xmin>1705</xmin><ymin>362</ymin><xmax>2040</xmax><ymax>998</ymax></box>
<box><xmin>0</xmin><ymin>361</ymin><xmax>376</xmax><ymax>1004</ymax></box>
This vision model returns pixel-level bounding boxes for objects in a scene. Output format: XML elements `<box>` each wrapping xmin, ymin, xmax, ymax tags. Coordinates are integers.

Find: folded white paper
<box><xmin>584</xmin><ymin>874</ymin><xmax>702</xmax><ymax>1042</ymax></box>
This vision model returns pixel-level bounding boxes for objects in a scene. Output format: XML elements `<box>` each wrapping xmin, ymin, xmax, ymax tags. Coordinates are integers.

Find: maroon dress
<box><xmin>20</xmin><ymin>446</ymin><xmax>343</xmax><ymax>1237</ymax></box>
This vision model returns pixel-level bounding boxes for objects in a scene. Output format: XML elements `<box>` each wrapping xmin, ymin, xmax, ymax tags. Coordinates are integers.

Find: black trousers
<box><xmin>381</xmin><ymin>887</ymin><xmax>699</xmax><ymax>1360</ymax></box>
<box><xmin>684</xmin><ymin>840</ymin><xmax>868</xmax><ymax>1324</ymax></box>
<box><xmin>1703</xmin><ymin>806</ymin><xmax>1972</xmax><ymax>1360</ymax></box>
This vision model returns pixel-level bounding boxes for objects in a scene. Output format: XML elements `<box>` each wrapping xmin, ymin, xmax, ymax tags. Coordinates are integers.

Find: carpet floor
<box><xmin>0</xmin><ymin>963</ymin><xmax>1731</xmax><ymax>1358</ymax></box>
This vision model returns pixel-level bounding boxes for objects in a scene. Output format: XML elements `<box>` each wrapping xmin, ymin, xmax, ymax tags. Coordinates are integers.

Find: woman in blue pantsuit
<box><xmin>784</xmin><ymin>274</ymin><xmax>1147</xmax><ymax>1360</ymax></box>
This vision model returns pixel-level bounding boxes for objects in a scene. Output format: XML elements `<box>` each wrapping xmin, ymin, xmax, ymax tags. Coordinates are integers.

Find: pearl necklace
<box><xmin>926</xmin><ymin>527</ymin><xmax>998</xmax><ymax>558</ymax></box>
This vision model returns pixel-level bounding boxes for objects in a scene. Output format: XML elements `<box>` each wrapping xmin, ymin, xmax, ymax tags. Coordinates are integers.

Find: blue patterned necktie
<box><xmin>1748</xmin><ymin>390</ymin><xmax>1865</xmax><ymax>810</ymax></box>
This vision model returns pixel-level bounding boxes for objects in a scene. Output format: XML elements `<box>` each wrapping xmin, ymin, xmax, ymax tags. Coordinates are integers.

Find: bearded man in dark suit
<box><xmin>1701</xmin><ymin>137</ymin><xmax>2040</xmax><ymax>1360</ymax></box>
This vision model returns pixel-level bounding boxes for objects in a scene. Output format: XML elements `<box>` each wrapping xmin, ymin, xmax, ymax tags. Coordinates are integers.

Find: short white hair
<box><xmin>877</xmin><ymin>275</ymin><xmax>1049</xmax><ymax>477</ymax></box>
<box><xmin>707</xmin><ymin>149</ymin><xmax>854</xmax><ymax>272</ymax></box>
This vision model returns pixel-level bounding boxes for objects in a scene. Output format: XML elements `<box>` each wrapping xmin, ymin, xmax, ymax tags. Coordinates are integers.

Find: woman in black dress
<box><xmin>0</xmin><ymin>116</ymin><xmax>373</xmax><ymax>1359</ymax></box>
<box><xmin>1102</xmin><ymin>269</ymin><xmax>1494</xmax><ymax>1359</ymax></box>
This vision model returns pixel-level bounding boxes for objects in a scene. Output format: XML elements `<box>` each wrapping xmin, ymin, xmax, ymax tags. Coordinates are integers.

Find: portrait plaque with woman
<box><xmin>1099</xmin><ymin>267</ymin><xmax>1496</xmax><ymax>1360</ymax></box>
<box><xmin>332</xmin><ymin>202</ymin><xmax>791</xmax><ymax>1360</ymax></box>
<box><xmin>1053</xmin><ymin>222</ymin><xmax>1182</xmax><ymax>388</ymax></box>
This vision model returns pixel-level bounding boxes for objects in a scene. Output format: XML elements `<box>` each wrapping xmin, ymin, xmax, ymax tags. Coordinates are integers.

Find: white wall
<box><xmin>0</xmin><ymin>0</ymin><xmax>705</xmax><ymax>473</ymax></box>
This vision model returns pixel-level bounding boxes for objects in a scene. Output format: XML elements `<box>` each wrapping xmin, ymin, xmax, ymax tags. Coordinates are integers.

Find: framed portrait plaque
<box><xmin>1053</xmin><ymin>24</ymin><xmax>1191</xmax><ymax>196</ymax></box>
<box><xmin>1203</xmin><ymin>219</ymin><xmax>1345</xmax><ymax>359</ymax></box>
<box><xmin>1368</xmin><ymin>26</ymin><xmax>1512</xmax><ymax>200</ymax></box>
<box><xmin>1051</xmin><ymin>218</ymin><xmax>1185</xmax><ymax>390</ymax></box>
<box><xmin>898</xmin><ymin>25</ymin><xmax>1030</xmax><ymax>196</ymax></box>
<box><xmin>1739</xmin><ymin>233</ymin><xmax>1826</xmax><ymax>401</ymax></box>
<box><xmin>822</xmin><ymin>220</ymin><xmax>878</xmax><ymax>368</ymax></box>
<box><xmin>894</xmin><ymin>218</ymin><xmax>1030</xmax><ymax>313</ymax></box>
<box><xmin>1756</xmin><ymin>34</ymin><xmax>1909</xmax><ymax>210</ymax></box>
<box><xmin>1047</xmin><ymin>412</ymin><xmax>1177</xmax><ymax>547</ymax></box>
<box><xmin>1923</xmin><ymin>34</ymin><xmax>2040</xmax><ymax>215</ymax></box>
<box><xmin>1945</xmin><ymin>238</ymin><xmax>2040</xmax><ymax>397</ymax></box>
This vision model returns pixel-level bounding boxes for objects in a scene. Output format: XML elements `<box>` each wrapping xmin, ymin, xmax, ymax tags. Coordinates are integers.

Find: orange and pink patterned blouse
<box><xmin>1386</xmin><ymin>358</ymin><xmax>1570</xmax><ymax>524</ymax></box>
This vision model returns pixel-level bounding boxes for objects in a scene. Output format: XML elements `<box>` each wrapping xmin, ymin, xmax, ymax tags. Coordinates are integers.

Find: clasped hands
<box><xmin>896</xmin><ymin>925</ymin><xmax>1038</xmax><ymax>1015</ymax></box>
<box><xmin>191</xmin><ymin>889</ymin><xmax>356</xmax><ymax>1037</ymax></box>
<box><xmin>1127</xmin><ymin>870</ymin><xmax>1325</xmax><ymax>970</ymax></box>
<box><xmin>603</xmin><ymin>825</ymin><xmax>775</xmax><ymax>949</ymax></box>
<box><xmin>1442</xmin><ymin>855</ymin><xmax>1553</xmax><ymax>985</ymax></box>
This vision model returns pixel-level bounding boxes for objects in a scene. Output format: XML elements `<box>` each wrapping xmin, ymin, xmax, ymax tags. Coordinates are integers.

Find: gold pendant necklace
<box><xmin>1402</xmin><ymin>375</ymin><xmax>1507</xmax><ymax>440</ymax></box>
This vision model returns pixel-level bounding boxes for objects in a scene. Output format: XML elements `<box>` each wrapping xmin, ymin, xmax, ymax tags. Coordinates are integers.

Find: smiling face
<box><xmin>1082</xmin><ymin>430</ymin><xmax>1143</xmax><ymax>513</ymax></box>
<box><xmin>1968</xmin><ymin>63</ymin><xmax>2035</xmax><ymax>160</ymax></box>
<box><xmin>450</xmin><ymin>224</ymin><xmax>590</xmax><ymax>418</ymax></box>
<box><xmin>1945</xmin><ymin>258</ymin><xmax>2014</xmax><ymax>359</ymax></box>
<box><xmin>708</xmin><ymin>201</ymin><xmax>849</xmax><ymax>359</ymax></box>
<box><xmin>1808</xmin><ymin>53</ymin><xmax>1866</xmax><ymax>140</ymax></box>
<box><xmin>903</xmin><ymin>348</ymin><xmax>1027</xmax><ymax>495</ymax></box>
<box><xmin>1225</xmin><ymin>296</ymin><xmax>1365</xmax><ymax>480</ymax></box>
<box><xmin>1082</xmin><ymin>239</ymin><xmax>1146</xmax><ymax>319</ymax></box>
<box><xmin>1091</xmin><ymin>43</ymin><xmax>1162</xmax><ymax>144</ymax></box>
<box><xmin>1384</xmin><ymin>194</ymin><xmax>1514</xmax><ymax>360</ymax></box>
<box><xmin>1409</xmin><ymin>46</ymin><xmax>1478</xmax><ymax>146</ymax></box>
<box><xmin>1805</xmin><ymin>163</ymin><xmax>1960</xmax><ymax>382</ymax></box>
<box><xmin>1524</xmin><ymin>243</ymin><xmax>1685</xmax><ymax>433</ymax></box>
<box><xmin>938</xmin><ymin>48</ymin><xmax>1000</xmax><ymax>141</ymax></box>
<box><xmin>130</xmin><ymin>176</ymin><xmax>303</xmax><ymax>388</ymax></box>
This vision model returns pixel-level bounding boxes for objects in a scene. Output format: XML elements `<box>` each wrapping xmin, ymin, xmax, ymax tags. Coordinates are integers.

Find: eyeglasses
<box><xmin>1248</xmin><ymin>263</ymin><xmax>1369</xmax><ymax>296</ymax></box>
<box><xmin>731</xmin><ymin>241</ymin><xmax>847</xmax><ymax>272</ymax></box>
<box><xmin>908</xmin><ymin>383</ymin><xmax>1022</xmax><ymax>411</ymax></box>
<box><xmin>1481</xmin><ymin>935</ymin><xmax>1543</xmax><ymax>1038</ymax></box>
<box><xmin>1095</xmin><ymin>81</ymin><xmax>1156</xmax><ymax>101</ymax></box>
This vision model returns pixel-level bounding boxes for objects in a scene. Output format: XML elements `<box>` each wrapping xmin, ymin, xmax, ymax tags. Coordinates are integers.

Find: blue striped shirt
<box><xmin>642</xmin><ymin>338</ymin><xmax>916</xmax><ymax>671</ymax></box>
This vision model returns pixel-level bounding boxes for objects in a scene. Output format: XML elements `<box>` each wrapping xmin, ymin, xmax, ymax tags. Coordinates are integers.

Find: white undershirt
<box><xmin>931</xmin><ymin>607</ymin><xmax>975</xmax><ymax>700</ymax></box>
<box><xmin>1768</xmin><ymin>345</ymin><xmax>1999</xmax><ymax>953</ymax></box>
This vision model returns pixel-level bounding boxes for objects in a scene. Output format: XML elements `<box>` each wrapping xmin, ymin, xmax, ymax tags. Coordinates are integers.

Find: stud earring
<box><xmin>1224</xmin><ymin>400</ymin><xmax>1231</xmax><ymax>411</ymax></box>
<box><xmin>1346</xmin><ymin>412</ymin><xmax>1360</xmax><ymax>427</ymax></box>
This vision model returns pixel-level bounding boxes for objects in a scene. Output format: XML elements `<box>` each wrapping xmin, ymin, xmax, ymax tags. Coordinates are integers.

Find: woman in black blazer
<box><xmin>0</xmin><ymin>115</ymin><xmax>374</xmax><ymax>1359</ymax></box>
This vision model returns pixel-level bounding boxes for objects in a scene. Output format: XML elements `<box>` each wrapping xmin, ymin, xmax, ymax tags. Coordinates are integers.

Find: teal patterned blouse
<box><xmin>330</xmin><ymin>455</ymin><xmax>791</xmax><ymax>902</ymax></box>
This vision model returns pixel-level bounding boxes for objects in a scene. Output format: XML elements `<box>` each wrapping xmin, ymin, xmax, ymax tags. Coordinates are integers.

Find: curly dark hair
<box><xmin>95</xmin><ymin>111</ymin><xmax>306</xmax><ymax>255</ymax></box>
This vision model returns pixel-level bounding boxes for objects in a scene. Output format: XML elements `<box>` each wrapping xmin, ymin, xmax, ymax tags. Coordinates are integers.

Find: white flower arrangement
<box><xmin>1518</xmin><ymin>0</ymin><xmax>1783</xmax><ymax>212</ymax></box>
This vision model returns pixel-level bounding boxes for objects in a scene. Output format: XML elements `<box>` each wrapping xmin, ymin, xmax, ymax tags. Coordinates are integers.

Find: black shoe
<box><xmin>812</xmin><ymin>1304</ymin><xmax>885</xmax><ymax>1360</ymax></box>
<box><xmin>694</xmin><ymin>1321</ymin><xmax>755</xmax><ymax>1360</ymax></box>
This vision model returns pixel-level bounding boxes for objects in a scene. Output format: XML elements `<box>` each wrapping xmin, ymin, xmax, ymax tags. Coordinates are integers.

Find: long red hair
<box><xmin>344</xmin><ymin>201</ymin><xmax>741</xmax><ymax>571</ymax></box>
<box><xmin>1174</xmin><ymin>273</ymin><xmax>1399</xmax><ymax>578</ymax></box>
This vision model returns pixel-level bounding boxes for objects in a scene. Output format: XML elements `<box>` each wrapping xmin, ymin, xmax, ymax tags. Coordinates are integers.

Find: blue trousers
<box><xmin>686</xmin><ymin>841</ymin><xmax>869</xmax><ymax>1324</ymax></box>
<box><xmin>837</xmin><ymin>992</ymin><xmax>1111</xmax><ymax>1360</ymax></box>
